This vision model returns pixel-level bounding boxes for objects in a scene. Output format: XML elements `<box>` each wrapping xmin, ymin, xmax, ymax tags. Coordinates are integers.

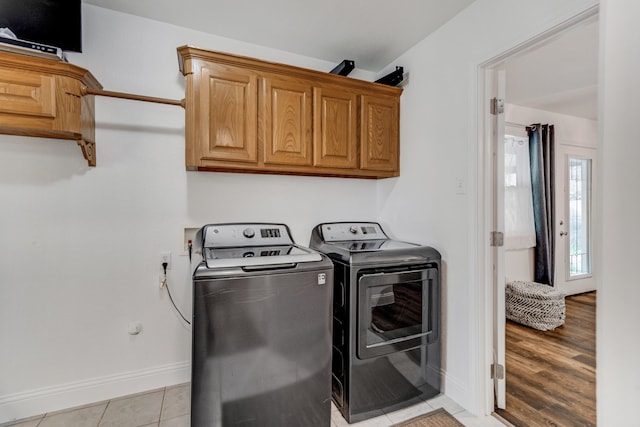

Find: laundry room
<box><xmin>0</xmin><ymin>1</ymin><xmax>637</xmax><ymax>426</ymax></box>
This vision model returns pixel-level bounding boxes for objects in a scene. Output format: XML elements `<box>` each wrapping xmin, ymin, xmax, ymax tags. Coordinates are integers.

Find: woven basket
<box><xmin>505</xmin><ymin>280</ymin><xmax>566</xmax><ymax>330</ymax></box>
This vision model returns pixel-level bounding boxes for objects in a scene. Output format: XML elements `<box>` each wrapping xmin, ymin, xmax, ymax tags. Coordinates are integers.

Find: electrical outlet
<box><xmin>161</xmin><ymin>252</ymin><xmax>171</xmax><ymax>270</ymax></box>
<box><xmin>182</xmin><ymin>227</ymin><xmax>199</xmax><ymax>255</ymax></box>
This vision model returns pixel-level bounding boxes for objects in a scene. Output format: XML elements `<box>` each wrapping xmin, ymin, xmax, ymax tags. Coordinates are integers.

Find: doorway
<box><xmin>480</xmin><ymin>7</ymin><xmax>599</xmax><ymax>424</ymax></box>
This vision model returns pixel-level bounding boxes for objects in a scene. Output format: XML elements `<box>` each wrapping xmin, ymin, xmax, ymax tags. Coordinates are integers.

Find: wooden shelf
<box><xmin>0</xmin><ymin>50</ymin><xmax>102</xmax><ymax>166</ymax></box>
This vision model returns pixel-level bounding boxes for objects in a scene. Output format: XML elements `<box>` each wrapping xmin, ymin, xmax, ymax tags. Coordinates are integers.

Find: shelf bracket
<box><xmin>329</xmin><ymin>59</ymin><xmax>355</xmax><ymax>76</ymax></box>
<box><xmin>375</xmin><ymin>66</ymin><xmax>404</xmax><ymax>86</ymax></box>
<box><xmin>77</xmin><ymin>139</ymin><xmax>96</xmax><ymax>167</ymax></box>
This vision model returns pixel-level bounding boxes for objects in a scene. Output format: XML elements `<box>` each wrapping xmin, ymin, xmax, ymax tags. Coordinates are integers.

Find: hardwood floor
<box><xmin>496</xmin><ymin>292</ymin><xmax>596</xmax><ymax>427</ymax></box>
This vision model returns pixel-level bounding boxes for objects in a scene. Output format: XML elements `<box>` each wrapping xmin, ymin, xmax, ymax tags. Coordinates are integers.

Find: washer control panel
<box><xmin>202</xmin><ymin>223</ymin><xmax>292</xmax><ymax>248</ymax></box>
<box><xmin>320</xmin><ymin>222</ymin><xmax>388</xmax><ymax>241</ymax></box>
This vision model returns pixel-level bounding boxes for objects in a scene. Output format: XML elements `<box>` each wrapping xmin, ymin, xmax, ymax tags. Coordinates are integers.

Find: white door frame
<box><xmin>476</xmin><ymin>6</ymin><xmax>599</xmax><ymax>415</ymax></box>
<box><xmin>492</xmin><ymin>69</ymin><xmax>507</xmax><ymax>409</ymax></box>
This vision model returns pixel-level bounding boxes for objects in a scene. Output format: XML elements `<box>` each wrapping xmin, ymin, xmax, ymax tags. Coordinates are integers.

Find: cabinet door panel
<box><xmin>0</xmin><ymin>68</ymin><xmax>55</xmax><ymax>119</ymax></box>
<box><xmin>361</xmin><ymin>95</ymin><xmax>399</xmax><ymax>172</ymax></box>
<box><xmin>200</xmin><ymin>65</ymin><xmax>257</xmax><ymax>163</ymax></box>
<box><xmin>313</xmin><ymin>87</ymin><xmax>357</xmax><ymax>169</ymax></box>
<box><xmin>262</xmin><ymin>77</ymin><xmax>312</xmax><ymax>166</ymax></box>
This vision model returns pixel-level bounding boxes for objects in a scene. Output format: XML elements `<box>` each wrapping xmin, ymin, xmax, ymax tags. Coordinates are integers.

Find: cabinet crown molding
<box><xmin>177</xmin><ymin>45</ymin><xmax>402</xmax><ymax>96</ymax></box>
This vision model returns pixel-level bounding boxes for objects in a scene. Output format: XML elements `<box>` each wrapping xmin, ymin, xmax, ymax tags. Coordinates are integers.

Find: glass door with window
<box><xmin>555</xmin><ymin>146</ymin><xmax>596</xmax><ymax>295</ymax></box>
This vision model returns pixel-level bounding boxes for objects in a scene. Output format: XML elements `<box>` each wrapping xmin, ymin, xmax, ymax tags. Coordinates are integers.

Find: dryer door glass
<box><xmin>357</xmin><ymin>268</ymin><xmax>436</xmax><ymax>359</ymax></box>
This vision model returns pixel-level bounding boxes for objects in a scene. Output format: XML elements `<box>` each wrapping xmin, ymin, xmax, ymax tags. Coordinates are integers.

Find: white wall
<box><xmin>598</xmin><ymin>0</ymin><xmax>640</xmax><ymax>424</ymax></box>
<box><xmin>375</xmin><ymin>0</ymin><xmax>598</xmax><ymax>414</ymax></box>
<box><xmin>504</xmin><ymin>104</ymin><xmax>598</xmax><ymax>283</ymax></box>
<box><xmin>506</xmin><ymin>104</ymin><xmax>598</xmax><ymax>149</ymax></box>
<box><xmin>0</xmin><ymin>6</ymin><xmax>379</xmax><ymax>422</ymax></box>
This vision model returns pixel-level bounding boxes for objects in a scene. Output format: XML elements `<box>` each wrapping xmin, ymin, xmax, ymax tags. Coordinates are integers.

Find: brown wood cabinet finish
<box><xmin>313</xmin><ymin>86</ymin><xmax>358</xmax><ymax>169</ymax></box>
<box><xmin>261</xmin><ymin>75</ymin><xmax>313</xmax><ymax>167</ymax></box>
<box><xmin>0</xmin><ymin>50</ymin><xmax>102</xmax><ymax>166</ymax></box>
<box><xmin>361</xmin><ymin>94</ymin><xmax>399</xmax><ymax>171</ymax></box>
<box><xmin>196</xmin><ymin>63</ymin><xmax>258</xmax><ymax>166</ymax></box>
<box><xmin>178</xmin><ymin>46</ymin><xmax>402</xmax><ymax>178</ymax></box>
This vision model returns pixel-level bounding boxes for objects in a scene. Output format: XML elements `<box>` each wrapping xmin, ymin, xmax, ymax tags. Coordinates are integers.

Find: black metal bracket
<box><xmin>330</xmin><ymin>59</ymin><xmax>355</xmax><ymax>76</ymax></box>
<box><xmin>375</xmin><ymin>66</ymin><xmax>404</xmax><ymax>86</ymax></box>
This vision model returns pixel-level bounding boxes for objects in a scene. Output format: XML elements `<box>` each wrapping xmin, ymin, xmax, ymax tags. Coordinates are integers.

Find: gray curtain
<box><xmin>527</xmin><ymin>124</ymin><xmax>555</xmax><ymax>285</ymax></box>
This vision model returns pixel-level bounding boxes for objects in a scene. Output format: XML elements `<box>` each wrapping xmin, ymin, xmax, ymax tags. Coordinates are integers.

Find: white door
<box><xmin>555</xmin><ymin>145</ymin><xmax>596</xmax><ymax>295</ymax></box>
<box><xmin>489</xmin><ymin>69</ymin><xmax>507</xmax><ymax>409</ymax></box>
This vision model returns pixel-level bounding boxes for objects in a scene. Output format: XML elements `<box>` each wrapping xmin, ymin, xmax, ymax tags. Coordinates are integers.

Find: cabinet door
<box><xmin>261</xmin><ymin>76</ymin><xmax>312</xmax><ymax>166</ymax></box>
<box><xmin>313</xmin><ymin>87</ymin><xmax>357</xmax><ymax>169</ymax></box>
<box><xmin>360</xmin><ymin>94</ymin><xmax>399</xmax><ymax>172</ymax></box>
<box><xmin>198</xmin><ymin>65</ymin><xmax>258</xmax><ymax>164</ymax></box>
<box><xmin>0</xmin><ymin>68</ymin><xmax>55</xmax><ymax>122</ymax></box>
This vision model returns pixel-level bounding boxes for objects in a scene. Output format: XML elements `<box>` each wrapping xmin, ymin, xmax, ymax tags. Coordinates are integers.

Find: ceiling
<box><xmin>83</xmin><ymin>0</ymin><xmax>476</xmax><ymax>72</ymax></box>
<box><xmin>505</xmin><ymin>18</ymin><xmax>599</xmax><ymax>120</ymax></box>
<box><xmin>83</xmin><ymin>0</ymin><xmax>598</xmax><ymax>120</ymax></box>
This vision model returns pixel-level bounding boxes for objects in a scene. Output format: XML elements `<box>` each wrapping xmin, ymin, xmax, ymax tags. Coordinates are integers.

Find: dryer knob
<box><xmin>243</xmin><ymin>228</ymin><xmax>255</xmax><ymax>238</ymax></box>
<box><xmin>349</xmin><ymin>226</ymin><xmax>358</xmax><ymax>234</ymax></box>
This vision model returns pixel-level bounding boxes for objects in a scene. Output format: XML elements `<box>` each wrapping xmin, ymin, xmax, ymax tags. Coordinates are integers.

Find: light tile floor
<box><xmin>1</xmin><ymin>384</ymin><xmax>505</xmax><ymax>427</ymax></box>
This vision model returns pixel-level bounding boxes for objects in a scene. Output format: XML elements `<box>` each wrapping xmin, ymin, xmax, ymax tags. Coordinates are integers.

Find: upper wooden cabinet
<box><xmin>195</xmin><ymin>62</ymin><xmax>258</xmax><ymax>166</ymax></box>
<box><xmin>0</xmin><ymin>50</ymin><xmax>101</xmax><ymax>166</ymax></box>
<box><xmin>178</xmin><ymin>46</ymin><xmax>402</xmax><ymax>178</ymax></box>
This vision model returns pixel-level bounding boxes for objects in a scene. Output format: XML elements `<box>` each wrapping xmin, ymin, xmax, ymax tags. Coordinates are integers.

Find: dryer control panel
<box><xmin>320</xmin><ymin>222</ymin><xmax>388</xmax><ymax>241</ymax></box>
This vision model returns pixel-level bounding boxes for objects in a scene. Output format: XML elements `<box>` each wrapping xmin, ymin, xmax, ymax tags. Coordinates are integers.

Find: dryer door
<box><xmin>356</xmin><ymin>267</ymin><xmax>438</xmax><ymax>359</ymax></box>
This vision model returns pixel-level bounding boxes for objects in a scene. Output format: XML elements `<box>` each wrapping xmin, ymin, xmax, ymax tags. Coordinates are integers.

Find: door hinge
<box><xmin>490</xmin><ymin>97</ymin><xmax>504</xmax><ymax>115</ymax></box>
<box><xmin>490</xmin><ymin>231</ymin><xmax>504</xmax><ymax>247</ymax></box>
<box><xmin>491</xmin><ymin>363</ymin><xmax>505</xmax><ymax>380</ymax></box>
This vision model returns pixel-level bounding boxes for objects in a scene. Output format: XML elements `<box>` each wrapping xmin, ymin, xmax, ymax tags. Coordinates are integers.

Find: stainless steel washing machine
<box><xmin>309</xmin><ymin>222</ymin><xmax>441</xmax><ymax>423</ymax></box>
<box><xmin>191</xmin><ymin>223</ymin><xmax>333</xmax><ymax>427</ymax></box>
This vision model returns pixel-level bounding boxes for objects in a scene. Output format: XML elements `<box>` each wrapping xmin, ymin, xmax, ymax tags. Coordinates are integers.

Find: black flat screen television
<box><xmin>0</xmin><ymin>0</ymin><xmax>82</xmax><ymax>52</ymax></box>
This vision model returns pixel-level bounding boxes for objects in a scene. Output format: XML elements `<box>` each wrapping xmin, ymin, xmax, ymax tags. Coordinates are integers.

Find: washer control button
<box><xmin>243</xmin><ymin>228</ymin><xmax>255</xmax><ymax>238</ymax></box>
<box><xmin>349</xmin><ymin>226</ymin><xmax>358</xmax><ymax>234</ymax></box>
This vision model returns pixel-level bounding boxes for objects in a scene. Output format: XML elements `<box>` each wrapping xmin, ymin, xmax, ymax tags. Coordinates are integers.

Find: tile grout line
<box><xmin>157</xmin><ymin>387</ymin><xmax>167</xmax><ymax>425</ymax></box>
<box><xmin>34</xmin><ymin>414</ymin><xmax>44</xmax><ymax>427</ymax></box>
<box><xmin>96</xmin><ymin>398</ymin><xmax>111</xmax><ymax>427</ymax></box>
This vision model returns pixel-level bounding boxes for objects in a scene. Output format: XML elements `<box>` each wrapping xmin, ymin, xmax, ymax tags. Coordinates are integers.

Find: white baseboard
<box><xmin>442</xmin><ymin>370</ymin><xmax>470</xmax><ymax>411</ymax></box>
<box><xmin>0</xmin><ymin>361</ymin><xmax>190</xmax><ymax>424</ymax></box>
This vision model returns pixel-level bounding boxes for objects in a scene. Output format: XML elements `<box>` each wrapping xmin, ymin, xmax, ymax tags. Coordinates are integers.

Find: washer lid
<box><xmin>204</xmin><ymin>244</ymin><xmax>322</xmax><ymax>269</ymax></box>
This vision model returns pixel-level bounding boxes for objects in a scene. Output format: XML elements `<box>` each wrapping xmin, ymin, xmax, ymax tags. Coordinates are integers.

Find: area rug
<box><xmin>392</xmin><ymin>408</ymin><xmax>465</xmax><ymax>427</ymax></box>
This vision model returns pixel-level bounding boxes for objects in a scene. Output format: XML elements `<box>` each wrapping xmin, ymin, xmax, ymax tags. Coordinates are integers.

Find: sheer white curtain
<box><xmin>504</xmin><ymin>135</ymin><xmax>536</xmax><ymax>249</ymax></box>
